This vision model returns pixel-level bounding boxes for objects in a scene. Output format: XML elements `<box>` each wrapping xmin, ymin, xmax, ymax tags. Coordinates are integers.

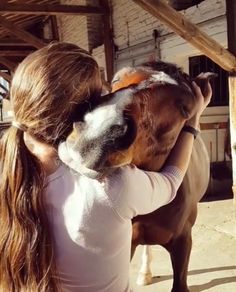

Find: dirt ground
<box><xmin>129</xmin><ymin>198</ymin><xmax>236</xmax><ymax>292</ymax></box>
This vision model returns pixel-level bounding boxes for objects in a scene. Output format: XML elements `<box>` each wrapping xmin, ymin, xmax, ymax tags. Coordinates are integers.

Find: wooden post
<box><xmin>99</xmin><ymin>0</ymin><xmax>114</xmax><ymax>82</ymax></box>
<box><xmin>51</xmin><ymin>16</ymin><xmax>60</xmax><ymax>41</ymax></box>
<box><xmin>226</xmin><ymin>0</ymin><xmax>236</xmax><ymax>208</ymax></box>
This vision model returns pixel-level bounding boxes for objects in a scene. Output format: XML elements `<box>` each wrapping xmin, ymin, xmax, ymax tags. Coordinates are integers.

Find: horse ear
<box><xmin>194</xmin><ymin>72</ymin><xmax>217</xmax><ymax>96</ymax></box>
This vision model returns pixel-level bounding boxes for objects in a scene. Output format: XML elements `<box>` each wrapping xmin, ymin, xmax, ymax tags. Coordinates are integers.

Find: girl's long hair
<box><xmin>0</xmin><ymin>42</ymin><xmax>101</xmax><ymax>291</ymax></box>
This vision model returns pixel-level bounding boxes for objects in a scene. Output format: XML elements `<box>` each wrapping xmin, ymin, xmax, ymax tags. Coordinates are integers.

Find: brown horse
<box><xmin>60</xmin><ymin>61</ymin><xmax>212</xmax><ymax>292</ymax></box>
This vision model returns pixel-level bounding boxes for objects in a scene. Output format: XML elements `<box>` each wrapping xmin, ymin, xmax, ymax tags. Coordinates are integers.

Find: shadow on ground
<box><xmin>150</xmin><ymin>265</ymin><xmax>236</xmax><ymax>291</ymax></box>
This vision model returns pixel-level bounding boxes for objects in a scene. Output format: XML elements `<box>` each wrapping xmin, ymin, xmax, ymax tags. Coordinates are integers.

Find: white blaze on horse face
<box><xmin>58</xmin><ymin>141</ymin><xmax>100</xmax><ymax>178</ymax></box>
<box><xmin>84</xmin><ymin>88</ymin><xmax>134</xmax><ymax>140</ymax></box>
<box><xmin>150</xmin><ymin>72</ymin><xmax>178</xmax><ymax>85</ymax></box>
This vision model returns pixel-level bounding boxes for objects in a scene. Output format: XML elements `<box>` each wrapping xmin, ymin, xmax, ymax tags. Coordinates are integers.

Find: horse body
<box><xmin>132</xmin><ymin>135</ymin><xmax>209</xmax><ymax>292</ymax></box>
<box><xmin>59</xmin><ymin>61</ymin><xmax>212</xmax><ymax>292</ymax></box>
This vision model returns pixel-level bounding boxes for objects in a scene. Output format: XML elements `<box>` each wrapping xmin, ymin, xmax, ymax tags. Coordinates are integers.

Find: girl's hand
<box><xmin>186</xmin><ymin>80</ymin><xmax>212</xmax><ymax>128</ymax></box>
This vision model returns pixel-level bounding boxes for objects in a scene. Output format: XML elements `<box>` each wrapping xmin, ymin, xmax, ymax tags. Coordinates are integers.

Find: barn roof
<box><xmin>0</xmin><ymin>0</ymin><xmax>102</xmax><ymax>81</ymax></box>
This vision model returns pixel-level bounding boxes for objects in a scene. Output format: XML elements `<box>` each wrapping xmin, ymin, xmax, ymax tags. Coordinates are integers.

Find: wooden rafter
<box><xmin>133</xmin><ymin>0</ymin><xmax>236</xmax><ymax>72</ymax></box>
<box><xmin>0</xmin><ymin>3</ymin><xmax>103</xmax><ymax>16</ymax></box>
<box><xmin>0</xmin><ymin>15</ymin><xmax>45</xmax><ymax>49</ymax></box>
<box><xmin>0</xmin><ymin>57</ymin><xmax>16</xmax><ymax>71</ymax></box>
<box><xmin>0</xmin><ymin>38</ymin><xmax>50</xmax><ymax>47</ymax></box>
<box><xmin>0</xmin><ymin>71</ymin><xmax>11</xmax><ymax>82</ymax></box>
<box><xmin>0</xmin><ymin>50</ymin><xmax>33</xmax><ymax>56</ymax></box>
<box><xmin>0</xmin><ymin>38</ymin><xmax>40</xmax><ymax>46</ymax></box>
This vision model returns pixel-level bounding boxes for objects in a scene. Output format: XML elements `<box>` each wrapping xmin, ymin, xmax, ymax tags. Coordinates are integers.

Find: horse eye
<box><xmin>180</xmin><ymin>105</ymin><xmax>190</xmax><ymax>119</ymax></box>
<box><xmin>112</xmin><ymin>78</ymin><xmax>120</xmax><ymax>84</ymax></box>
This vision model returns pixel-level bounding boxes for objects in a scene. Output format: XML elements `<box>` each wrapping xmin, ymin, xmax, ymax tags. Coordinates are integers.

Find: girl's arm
<box><xmin>165</xmin><ymin>81</ymin><xmax>212</xmax><ymax>173</ymax></box>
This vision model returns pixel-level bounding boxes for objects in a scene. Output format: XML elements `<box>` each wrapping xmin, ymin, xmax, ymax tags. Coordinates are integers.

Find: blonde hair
<box><xmin>0</xmin><ymin>42</ymin><xmax>100</xmax><ymax>291</ymax></box>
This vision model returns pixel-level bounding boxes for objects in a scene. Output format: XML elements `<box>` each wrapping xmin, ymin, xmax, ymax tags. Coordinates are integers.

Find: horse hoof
<box><xmin>136</xmin><ymin>272</ymin><xmax>153</xmax><ymax>286</ymax></box>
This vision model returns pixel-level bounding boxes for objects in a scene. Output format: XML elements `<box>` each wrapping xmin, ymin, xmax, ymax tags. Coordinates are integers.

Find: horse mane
<box><xmin>140</xmin><ymin>60</ymin><xmax>193</xmax><ymax>93</ymax></box>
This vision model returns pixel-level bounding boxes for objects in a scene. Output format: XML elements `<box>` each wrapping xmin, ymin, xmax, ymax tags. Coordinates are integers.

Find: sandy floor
<box><xmin>130</xmin><ymin>198</ymin><xmax>236</xmax><ymax>292</ymax></box>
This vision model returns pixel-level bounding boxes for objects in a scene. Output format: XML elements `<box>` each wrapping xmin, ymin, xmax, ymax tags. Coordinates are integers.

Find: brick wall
<box><xmin>58</xmin><ymin>0</ymin><xmax>103</xmax><ymax>52</ymax></box>
<box><xmin>86</xmin><ymin>0</ymin><xmax>103</xmax><ymax>51</ymax></box>
<box><xmin>58</xmin><ymin>0</ymin><xmax>89</xmax><ymax>51</ymax></box>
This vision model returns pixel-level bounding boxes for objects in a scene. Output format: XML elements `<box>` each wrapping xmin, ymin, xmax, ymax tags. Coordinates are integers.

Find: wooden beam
<box><xmin>0</xmin><ymin>16</ymin><xmax>45</xmax><ymax>49</ymax></box>
<box><xmin>100</xmin><ymin>0</ymin><xmax>114</xmax><ymax>82</ymax></box>
<box><xmin>0</xmin><ymin>57</ymin><xmax>17</xmax><ymax>71</ymax></box>
<box><xmin>0</xmin><ymin>50</ymin><xmax>33</xmax><ymax>56</ymax></box>
<box><xmin>0</xmin><ymin>3</ymin><xmax>103</xmax><ymax>16</ymax></box>
<box><xmin>0</xmin><ymin>38</ymin><xmax>48</xmax><ymax>47</ymax></box>
<box><xmin>133</xmin><ymin>0</ymin><xmax>236</xmax><ymax>72</ymax></box>
<box><xmin>0</xmin><ymin>71</ymin><xmax>11</xmax><ymax>82</ymax></box>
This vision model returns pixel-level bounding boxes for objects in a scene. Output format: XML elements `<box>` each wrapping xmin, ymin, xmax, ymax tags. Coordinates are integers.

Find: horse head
<box><xmin>59</xmin><ymin>61</ymin><xmax>215</xmax><ymax>178</ymax></box>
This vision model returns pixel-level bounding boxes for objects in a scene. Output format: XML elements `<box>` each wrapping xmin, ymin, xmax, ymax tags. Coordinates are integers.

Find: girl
<box><xmin>0</xmin><ymin>42</ymin><xmax>211</xmax><ymax>292</ymax></box>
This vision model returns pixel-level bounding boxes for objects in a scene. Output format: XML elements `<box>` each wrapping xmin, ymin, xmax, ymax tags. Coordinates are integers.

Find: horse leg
<box><xmin>166</xmin><ymin>225</ymin><xmax>192</xmax><ymax>292</ymax></box>
<box><xmin>136</xmin><ymin>245</ymin><xmax>153</xmax><ymax>286</ymax></box>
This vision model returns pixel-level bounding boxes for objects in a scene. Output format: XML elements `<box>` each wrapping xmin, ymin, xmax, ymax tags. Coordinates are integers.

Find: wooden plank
<box><xmin>0</xmin><ymin>57</ymin><xmax>17</xmax><ymax>71</ymax></box>
<box><xmin>0</xmin><ymin>50</ymin><xmax>33</xmax><ymax>56</ymax></box>
<box><xmin>133</xmin><ymin>0</ymin><xmax>236</xmax><ymax>72</ymax></box>
<box><xmin>99</xmin><ymin>0</ymin><xmax>114</xmax><ymax>82</ymax></box>
<box><xmin>0</xmin><ymin>3</ymin><xmax>103</xmax><ymax>16</ymax></box>
<box><xmin>0</xmin><ymin>15</ymin><xmax>45</xmax><ymax>49</ymax></box>
<box><xmin>0</xmin><ymin>71</ymin><xmax>11</xmax><ymax>82</ymax></box>
<box><xmin>200</xmin><ymin>122</ymin><xmax>228</xmax><ymax>131</ymax></box>
<box><xmin>226</xmin><ymin>0</ymin><xmax>236</xmax><ymax>201</ymax></box>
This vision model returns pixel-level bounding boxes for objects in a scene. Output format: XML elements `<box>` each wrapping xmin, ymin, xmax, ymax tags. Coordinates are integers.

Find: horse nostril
<box><xmin>110</xmin><ymin>124</ymin><xmax>128</xmax><ymax>136</ymax></box>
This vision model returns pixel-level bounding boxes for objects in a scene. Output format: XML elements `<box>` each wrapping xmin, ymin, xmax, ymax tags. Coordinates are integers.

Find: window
<box><xmin>189</xmin><ymin>55</ymin><xmax>229</xmax><ymax>106</ymax></box>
